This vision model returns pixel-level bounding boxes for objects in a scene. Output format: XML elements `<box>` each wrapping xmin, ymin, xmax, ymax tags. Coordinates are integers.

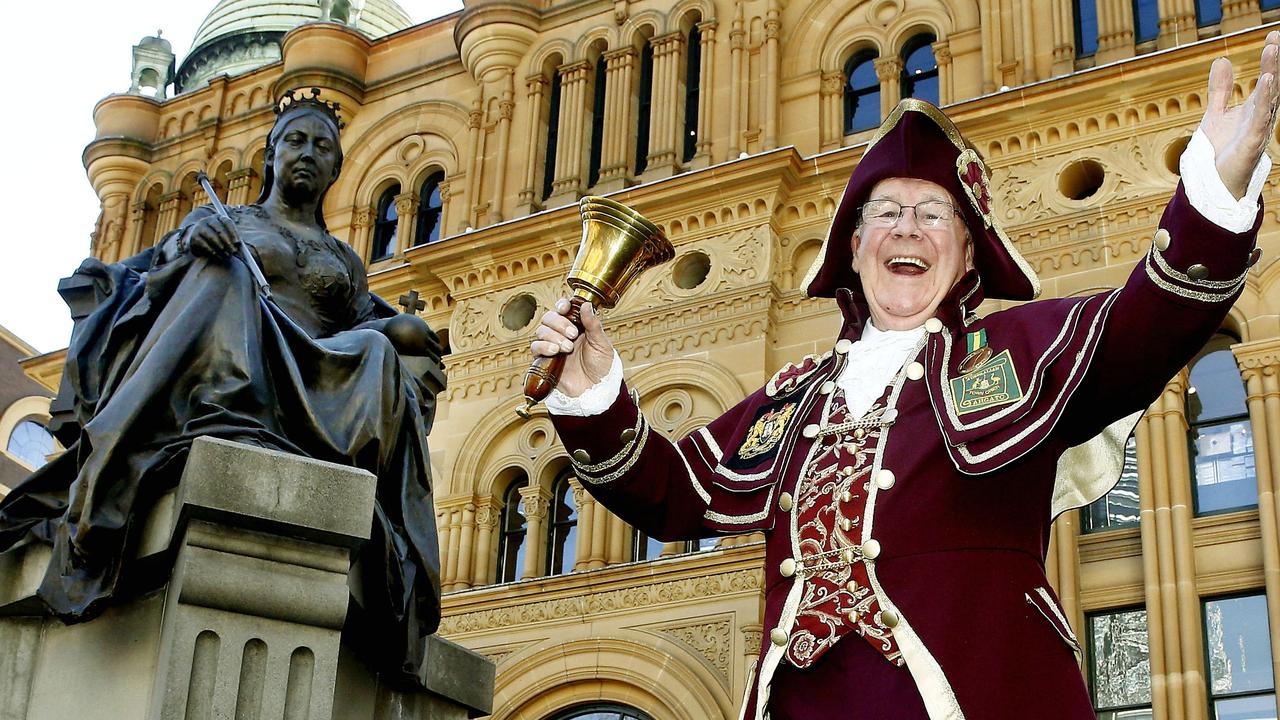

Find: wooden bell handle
<box><xmin>517</xmin><ymin>295</ymin><xmax>589</xmax><ymax>418</ymax></box>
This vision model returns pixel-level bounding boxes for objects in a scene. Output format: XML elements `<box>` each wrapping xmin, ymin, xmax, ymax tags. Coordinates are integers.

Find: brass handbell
<box><xmin>517</xmin><ymin>196</ymin><xmax>674</xmax><ymax>418</ymax></box>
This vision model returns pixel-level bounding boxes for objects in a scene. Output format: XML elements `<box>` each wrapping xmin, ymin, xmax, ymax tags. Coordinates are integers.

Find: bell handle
<box><xmin>517</xmin><ymin>291</ymin><xmax>595</xmax><ymax>418</ymax></box>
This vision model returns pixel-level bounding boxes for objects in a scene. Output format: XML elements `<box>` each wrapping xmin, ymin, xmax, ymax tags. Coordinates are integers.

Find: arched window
<box><xmin>415</xmin><ymin>171</ymin><xmax>445</xmax><ymax>246</ymax></box>
<box><xmin>1194</xmin><ymin>0</ymin><xmax>1222</xmax><ymax>25</ymax></box>
<box><xmin>495</xmin><ymin>479</ymin><xmax>529</xmax><ymax>583</ymax></box>
<box><xmin>141</xmin><ymin>182</ymin><xmax>163</xmax><ymax>248</ymax></box>
<box><xmin>682</xmin><ymin>23</ymin><xmax>702</xmax><ymax>163</ymax></box>
<box><xmin>543</xmin><ymin>69</ymin><xmax>563</xmax><ymax>201</ymax></box>
<box><xmin>635</xmin><ymin>40</ymin><xmax>655</xmax><ymax>174</ymax></box>
<box><xmin>6</xmin><ymin>419</ymin><xmax>54</xmax><ymax>469</ymax></box>
<box><xmin>588</xmin><ymin>55</ymin><xmax>608</xmax><ymax>187</ymax></box>
<box><xmin>1083</xmin><ymin>434</ymin><xmax>1141</xmax><ymax>533</ymax></box>
<box><xmin>1074</xmin><ymin>1</ymin><xmax>1100</xmax><ymax>57</ymax></box>
<box><xmin>843</xmin><ymin>50</ymin><xmax>880</xmax><ymax>134</ymax></box>
<box><xmin>545</xmin><ymin>473</ymin><xmax>578</xmax><ymax>575</ymax></box>
<box><xmin>630</xmin><ymin>528</ymin><xmax>665</xmax><ymax>562</ymax></box>
<box><xmin>900</xmin><ymin>34</ymin><xmax>939</xmax><ymax>105</ymax></box>
<box><xmin>370</xmin><ymin>185</ymin><xmax>399</xmax><ymax>262</ymax></box>
<box><xmin>548</xmin><ymin>703</ymin><xmax>655</xmax><ymax>720</ymax></box>
<box><xmin>1187</xmin><ymin>333</ymin><xmax>1256</xmax><ymax>515</ymax></box>
<box><xmin>1132</xmin><ymin>0</ymin><xmax>1158</xmax><ymax>43</ymax></box>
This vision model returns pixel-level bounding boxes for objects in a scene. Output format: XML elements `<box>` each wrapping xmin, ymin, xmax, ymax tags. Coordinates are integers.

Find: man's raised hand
<box><xmin>1203</xmin><ymin>30</ymin><xmax>1280</xmax><ymax>199</ymax></box>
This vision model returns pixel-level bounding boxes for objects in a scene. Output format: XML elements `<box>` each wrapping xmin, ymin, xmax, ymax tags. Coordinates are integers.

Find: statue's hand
<box><xmin>188</xmin><ymin>215</ymin><xmax>242</xmax><ymax>260</ymax></box>
<box><xmin>1203</xmin><ymin>30</ymin><xmax>1280</xmax><ymax>199</ymax></box>
<box><xmin>531</xmin><ymin>299</ymin><xmax>615</xmax><ymax>397</ymax></box>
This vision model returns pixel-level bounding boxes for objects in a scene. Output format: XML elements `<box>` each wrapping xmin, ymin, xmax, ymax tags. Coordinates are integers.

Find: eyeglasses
<box><xmin>859</xmin><ymin>199</ymin><xmax>957</xmax><ymax>228</ymax></box>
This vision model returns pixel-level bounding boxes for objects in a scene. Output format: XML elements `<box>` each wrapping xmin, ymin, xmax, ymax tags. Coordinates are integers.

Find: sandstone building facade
<box><xmin>17</xmin><ymin>0</ymin><xmax>1280</xmax><ymax>718</ymax></box>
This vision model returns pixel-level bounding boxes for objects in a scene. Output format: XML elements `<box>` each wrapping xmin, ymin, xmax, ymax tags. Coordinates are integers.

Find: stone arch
<box><xmin>888</xmin><ymin>14</ymin><xmax>948</xmax><ymax>55</ymax></box>
<box><xmin>492</xmin><ymin>635</ymin><xmax>734</xmax><ymax>720</ymax></box>
<box><xmin>669</xmin><ymin>0</ymin><xmax>713</xmax><ymax>32</ymax></box>
<box><xmin>527</xmin><ymin>38</ymin><xmax>574</xmax><ymax>77</ymax></box>
<box><xmin>627</xmin><ymin>357</ymin><xmax>745</xmax><ymax>415</ymax></box>
<box><xmin>575</xmin><ymin>26</ymin><xmax>616</xmax><ymax>62</ymax></box>
<box><xmin>819</xmin><ymin>26</ymin><xmax>886</xmax><ymax>76</ymax></box>
<box><xmin>333</xmin><ymin>99</ymin><xmax>468</xmax><ymax>207</ymax></box>
<box><xmin>457</xmin><ymin>402</ymin><xmax>557</xmax><ymax>499</ymax></box>
<box><xmin>134</xmin><ymin>171</ymin><xmax>172</xmax><ymax>203</ymax></box>
<box><xmin>171</xmin><ymin>160</ymin><xmax>207</xmax><ymax>193</ymax></box>
<box><xmin>621</xmin><ymin>11</ymin><xmax>664</xmax><ymax>48</ymax></box>
<box><xmin>796</xmin><ymin>0</ymin><xmax>976</xmax><ymax>78</ymax></box>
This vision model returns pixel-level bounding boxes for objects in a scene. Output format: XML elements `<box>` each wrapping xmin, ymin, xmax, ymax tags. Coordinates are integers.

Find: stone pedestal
<box><xmin>0</xmin><ymin>437</ymin><xmax>493</xmax><ymax>720</ymax></box>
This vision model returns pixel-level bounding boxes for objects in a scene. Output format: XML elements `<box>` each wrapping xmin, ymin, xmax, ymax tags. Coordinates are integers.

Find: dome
<box><xmin>175</xmin><ymin>0</ymin><xmax>413</xmax><ymax>93</ymax></box>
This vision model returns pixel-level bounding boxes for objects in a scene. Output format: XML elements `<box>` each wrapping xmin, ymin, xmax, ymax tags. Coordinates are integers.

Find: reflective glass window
<box><xmin>843</xmin><ymin>51</ymin><xmax>880</xmax><ymax>134</ymax></box>
<box><xmin>1076</xmin><ymin>1</ymin><xmax>1100</xmax><ymax>57</ymax></box>
<box><xmin>496</xmin><ymin>479</ymin><xmax>528</xmax><ymax>583</ymax></box>
<box><xmin>545</xmin><ymin>474</ymin><xmax>578</xmax><ymax>576</ymax></box>
<box><xmin>415</xmin><ymin>171</ymin><xmax>444</xmax><ymax>246</ymax></box>
<box><xmin>631</xmin><ymin>529</ymin><xmax>665</xmax><ymax>562</ymax></box>
<box><xmin>1204</xmin><ymin>594</ymin><xmax>1275</xmax><ymax>718</ymax></box>
<box><xmin>1089</xmin><ymin>608</ymin><xmax>1153</xmax><ymax>718</ymax></box>
<box><xmin>542</xmin><ymin>70</ymin><xmax>563</xmax><ymax>201</ymax></box>
<box><xmin>1187</xmin><ymin>335</ymin><xmax>1257</xmax><ymax>515</ymax></box>
<box><xmin>1133</xmin><ymin>0</ymin><xmax>1159</xmax><ymax>43</ymax></box>
<box><xmin>6</xmin><ymin>419</ymin><xmax>54</xmax><ymax>469</ymax></box>
<box><xmin>370</xmin><ymin>185</ymin><xmax>399</xmax><ymax>262</ymax></box>
<box><xmin>635</xmin><ymin>41</ymin><xmax>654</xmax><ymax>174</ymax></box>
<box><xmin>588</xmin><ymin>56</ymin><xmax>607</xmax><ymax>187</ymax></box>
<box><xmin>549</xmin><ymin>703</ymin><xmax>654</xmax><ymax>720</ymax></box>
<box><xmin>1084</xmin><ymin>434</ymin><xmax>1141</xmax><ymax>533</ymax></box>
<box><xmin>683</xmin><ymin>23</ymin><xmax>702</xmax><ymax>163</ymax></box>
<box><xmin>900</xmin><ymin>35</ymin><xmax>939</xmax><ymax>105</ymax></box>
<box><xmin>1196</xmin><ymin>0</ymin><xmax>1223</xmax><ymax>25</ymax></box>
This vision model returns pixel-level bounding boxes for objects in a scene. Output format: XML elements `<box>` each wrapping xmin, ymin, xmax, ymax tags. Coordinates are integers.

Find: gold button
<box><xmin>846</xmin><ymin>580</ymin><xmax>858</xmax><ymax>593</ymax></box>
<box><xmin>861</xmin><ymin>539</ymin><xmax>881</xmax><ymax>560</ymax></box>
<box><xmin>841</xmin><ymin>490</ymin><xmax>853</xmax><ymax>503</ymax></box>
<box><xmin>803</xmin><ymin>424</ymin><xmax>820</xmax><ymax>439</ymax></box>
<box><xmin>879</xmin><ymin>609</ymin><xmax>900</xmax><ymax>628</ymax></box>
<box><xmin>780</xmin><ymin>558</ymin><xmax>797</xmax><ymax>577</ymax></box>
<box><xmin>620</xmin><ymin>428</ymin><xmax>637</xmax><ymax>443</ymax></box>
<box><xmin>1154</xmin><ymin>228</ymin><xmax>1171</xmax><ymax>251</ymax></box>
<box><xmin>778</xmin><ymin>492</ymin><xmax>794</xmax><ymax>511</ymax></box>
<box><xmin>853</xmin><ymin>427</ymin><xmax>867</xmax><ymax>440</ymax></box>
<box><xmin>846</xmin><ymin>609</ymin><xmax>860</xmax><ymax>623</ymax></box>
<box><xmin>572</xmin><ymin>449</ymin><xmax>591</xmax><ymax>463</ymax></box>
<box><xmin>924</xmin><ymin>317</ymin><xmax>943</xmax><ymax>333</ymax></box>
<box><xmin>839</xmin><ymin>518</ymin><xmax>852</xmax><ymax>532</ymax></box>
<box><xmin>841</xmin><ymin>465</ymin><xmax>854</xmax><ymax>476</ymax></box>
<box><xmin>842</xmin><ymin>548</ymin><xmax>855</xmax><ymax>563</ymax></box>
<box><xmin>1187</xmin><ymin>263</ymin><xmax>1209</xmax><ymax>281</ymax></box>
<box><xmin>820</xmin><ymin>381</ymin><xmax>836</xmax><ymax>394</ymax></box>
<box><xmin>770</xmin><ymin>628</ymin><xmax>789</xmax><ymax>646</ymax></box>
<box><xmin>875</xmin><ymin>469</ymin><xmax>896</xmax><ymax>490</ymax></box>
<box><xmin>835</xmin><ymin>338</ymin><xmax>853</xmax><ymax>354</ymax></box>
<box><xmin>1249</xmin><ymin>247</ymin><xmax>1263</xmax><ymax>267</ymax></box>
<box><xmin>906</xmin><ymin>362</ymin><xmax>925</xmax><ymax>381</ymax></box>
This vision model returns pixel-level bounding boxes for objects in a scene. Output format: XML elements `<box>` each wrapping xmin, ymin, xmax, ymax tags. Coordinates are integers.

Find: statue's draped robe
<box><xmin>0</xmin><ymin>205</ymin><xmax>442</xmax><ymax>687</ymax></box>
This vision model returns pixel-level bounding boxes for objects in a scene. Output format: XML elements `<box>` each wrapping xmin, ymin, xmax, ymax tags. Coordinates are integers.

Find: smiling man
<box><xmin>530</xmin><ymin>35</ymin><xmax>1280</xmax><ymax>720</ymax></box>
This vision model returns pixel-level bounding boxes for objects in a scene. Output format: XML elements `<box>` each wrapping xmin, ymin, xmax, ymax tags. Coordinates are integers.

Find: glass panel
<box><xmin>547</xmin><ymin>479</ymin><xmax>577</xmax><ymax>576</ymax></box>
<box><xmin>1206</xmin><ymin>596</ymin><xmax>1275</xmax><ymax>696</ymax></box>
<box><xmin>1091</xmin><ymin>609</ymin><xmax>1153</xmax><ymax>710</ymax></box>
<box><xmin>1213</xmin><ymin>694</ymin><xmax>1277</xmax><ymax>720</ymax></box>
<box><xmin>1132</xmin><ymin>0</ymin><xmax>1159</xmax><ymax>42</ymax></box>
<box><xmin>1262</xmin><ymin>0</ymin><xmax>1280</xmax><ymax>10</ymax></box>
<box><xmin>1084</xmin><ymin>434</ymin><xmax>1140</xmax><ymax>532</ymax></box>
<box><xmin>844</xmin><ymin>53</ymin><xmax>880</xmax><ymax>133</ymax></box>
<box><xmin>1098</xmin><ymin>709</ymin><xmax>1154</xmax><ymax>720</ymax></box>
<box><xmin>901</xmin><ymin>39</ymin><xmax>938</xmax><ymax>105</ymax></box>
<box><xmin>632</xmin><ymin>530</ymin><xmax>665</xmax><ymax>562</ymax></box>
<box><xmin>7</xmin><ymin>420</ymin><xmax>54</xmax><ymax>469</ymax></box>
<box><xmin>497</xmin><ymin>482</ymin><xmax>528</xmax><ymax>583</ymax></box>
<box><xmin>542</xmin><ymin>71</ymin><xmax>562</xmax><ymax>201</ymax></box>
<box><xmin>635</xmin><ymin>42</ymin><xmax>654</xmax><ymax>174</ymax></box>
<box><xmin>588</xmin><ymin>56</ymin><xmax>607</xmax><ymax>187</ymax></box>
<box><xmin>1075</xmin><ymin>0</ymin><xmax>1100</xmax><ymax>57</ymax></box>
<box><xmin>1192</xmin><ymin>420</ymin><xmax>1257</xmax><ymax>514</ymax></box>
<box><xmin>683</xmin><ymin>24</ymin><xmax>701</xmax><ymax>163</ymax></box>
<box><xmin>1195</xmin><ymin>0</ymin><xmax>1223</xmax><ymax>25</ymax></box>
<box><xmin>1187</xmin><ymin>345</ymin><xmax>1247</xmax><ymax>424</ymax></box>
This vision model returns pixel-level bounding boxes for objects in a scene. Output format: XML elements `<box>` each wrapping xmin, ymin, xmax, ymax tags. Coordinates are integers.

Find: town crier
<box><xmin>529</xmin><ymin>34</ymin><xmax>1279</xmax><ymax>720</ymax></box>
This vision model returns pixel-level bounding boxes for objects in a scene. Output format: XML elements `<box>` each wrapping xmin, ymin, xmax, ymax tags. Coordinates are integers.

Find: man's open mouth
<box><xmin>886</xmin><ymin>256</ymin><xmax>930</xmax><ymax>275</ymax></box>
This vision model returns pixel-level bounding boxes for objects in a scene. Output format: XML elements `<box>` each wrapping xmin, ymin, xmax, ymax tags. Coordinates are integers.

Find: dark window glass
<box><xmin>588</xmin><ymin>56</ymin><xmax>607</xmax><ymax>187</ymax></box>
<box><xmin>545</xmin><ymin>474</ymin><xmax>578</xmax><ymax>576</ymax></box>
<box><xmin>1262</xmin><ymin>0</ymin><xmax>1280</xmax><ymax>10</ymax></box>
<box><xmin>1204</xmin><ymin>594</ymin><xmax>1275</xmax><ymax>719</ymax></box>
<box><xmin>1196</xmin><ymin>0</ymin><xmax>1223</xmax><ymax>25</ymax></box>
<box><xmin>635</xmin><ymin>42</ymin><xmax>654</xmax><ymax>174</ymax></box>
<box><xmin>1075</xmin><ymin>1</ymin><xmax>1100</xmax><ymax>57</ymax></box>
<box><xmin>843</xmin><ymin>51</ymin><xmax>880</xmax><ymax>134</ymax></box>
<box><xmin>543</xmin><ymin>70</ymin><xmax>563</xmax><ymax>201</ymax></box>
<box><xmin>548</xmin><ymin>704</ymin><xmax>654</xmax><ymax>720</ymax></box>
<box><xmin>900</xmin><ymin>35</ymin><xmax>939</xmax><ymax>105</ymax></box>
<box><xmin>630</xmin><ymin>529</ymin><xmax>666</xmax><ymax>562</ymax></box>
<box><xmin>682</xmin><ymin>24</ymin><xmax>702</xmax><ymax>163</ymax></box>
<box><xmin>495</xmin><ymin>479</ymin><xmax>528</xmax><ymax>583</ymax></box>
<box><xmin>370</xmin><ymin>185</ymin><xmax>399</xmax><ymax>262</ymax></box>
<box><xmin>1187</xmin><ymin>335</ymin><xmax>1256</xmax><ymax>515</ymax></box>
<box><xmin>1089</xmin><ymin>608</ymin><xmax>1153</xmax><ymax>717</ymax></box>
<box><xmin>7</xmin><ymin>419</ymin><xmax>54</xmax><ymax>469</ymax></box>
<box><xmin>1084</xmin><ymin>434</ymin><xmax>1141</xmax><ymax>533</ymax></box>
<box><xmin>1133</xmin><ymin>0</ymin><xmax>1159</xmax><ymax>43</ymax></box>
<box><xmin>414</xmin><ymin>171</ymin><xmax>444</xmax><ymax>246</ymax></box>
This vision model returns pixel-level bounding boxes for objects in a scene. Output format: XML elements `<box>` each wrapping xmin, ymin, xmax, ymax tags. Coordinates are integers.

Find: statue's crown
<box><xmin>276</xmin><ymin>87</ymin><xmax>346</xmax><ymax>130</ymax></box>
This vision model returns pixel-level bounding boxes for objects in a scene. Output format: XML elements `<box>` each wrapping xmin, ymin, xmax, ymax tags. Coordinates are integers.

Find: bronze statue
<box><xmin>0</xmin><ymin>89</ymin><xmax>444</xmax><ymax>688</ymax></box>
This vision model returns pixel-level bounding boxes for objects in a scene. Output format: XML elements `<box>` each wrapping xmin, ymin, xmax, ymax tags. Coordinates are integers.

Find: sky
<box><xmin>0</xmin><ymin>1</ymin><xmax>463</xmax><ymax>354</ymax></box>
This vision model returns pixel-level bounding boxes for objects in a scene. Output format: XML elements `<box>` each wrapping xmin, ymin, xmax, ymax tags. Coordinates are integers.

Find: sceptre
<box><xmin>196</xmin><ymin>171</ymin><xmax>271</xmax><ymax>298</ymax></box>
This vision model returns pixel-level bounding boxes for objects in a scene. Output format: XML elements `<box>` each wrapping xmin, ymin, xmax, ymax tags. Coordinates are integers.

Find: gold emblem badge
<box><xmin>739</xmin><ymin>403</ymin><xmax>797</xmax><ymax>460</ymax></box>
<box><xmin>950</xmin><ymin>349</ymin><xmax>1023</xmax><ymax>415</ymax></box>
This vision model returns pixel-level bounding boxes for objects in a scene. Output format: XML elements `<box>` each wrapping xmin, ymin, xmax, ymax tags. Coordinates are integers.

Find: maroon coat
<box><xmin>551</xmin><ymin>186</ymin><xmax>1260</xmax><ymax>720</ymax></box>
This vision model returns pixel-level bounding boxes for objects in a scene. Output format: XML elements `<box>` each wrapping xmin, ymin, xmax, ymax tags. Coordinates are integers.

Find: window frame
<box><xmin>1086</xmin><ymin>606</ymin><xmax>1155</xmax><ymax>718</ymax></box>
<box><xmin>1082</xmin><ymin>433</ymin><xmax>1142</xmax><ymax>534</ymax></box>
<box><xmin>545</xmin><ymin>472</ymin><xmax>578</xmax><ymax>576</ymax></box>
<box><xmin>495</xmin><ymin>479</ymin><xmax>529</xmax><ymax>584</ymax></box>
<box><xmin>635</xmin><ymin>40</ymin><xmax>655</xmax><ymax>175</ymax></box>
<box><xmin>1075</xmin><ymin>0</ymin><xmax>1101</xmax><ymax>58</ymax></box>
<box><xmin>369</xmin><ymin>184</ymin><xmax>400</xmax><ymax>263</ymax></box>
<box><xmin>899</xmin><ymin>33</ymin><xmax>939</xmax><ymax>106</ymax></box>
<box><xmin>587</xmin><ymin>55</ymin><xmax>607</xmax><ymax>188</ymax></box>
<box><xmin>542</xmin><ymin>69</ymin><xmax>563</xmax><ymax>202</ymax></box>
<box><xmin>843</xmin><ymin>49</ymin><xmax>881</xmax><ymax>135</ymax></box>
<box><xmin>682</xmin><ymin>22</ymin><xmax>702</xmax><ymax>164</ymax></box>
<box><xmin>1200</xmin><ymin>591</ymin><xmax>1276</xmax><ymax>718</ymax></box>
<box><xmin>1186</xmin><ymin>333</ymin><xmax>1257</xmax><ymax>517</ymax></box>
<box><xmin>413</xmin><ymin>170</ymin><xmax>445</xmax><ymax>247</ymax></box>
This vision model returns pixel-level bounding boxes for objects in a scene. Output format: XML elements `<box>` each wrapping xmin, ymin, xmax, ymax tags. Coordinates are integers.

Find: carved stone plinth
<box><xmin>0</xmin><ymin>437</ymin><xmax>493</xmax><ymax>720</ymax></box>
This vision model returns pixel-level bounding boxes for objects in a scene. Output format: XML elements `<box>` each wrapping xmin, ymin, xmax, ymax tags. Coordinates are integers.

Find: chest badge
<box><xmin>739</xmin><ymin>403</ymin><xmax>797</xmax><ymax>460</ymax></box>
<box><xmin>958</xmin><ymin>328</ymin><xmax>994</xmax><ymax>374</ymax></box>
<box><xmin>951</xmin><ymin>349</ymin><xmax>1023</xmax><ymax>415</ymax></box>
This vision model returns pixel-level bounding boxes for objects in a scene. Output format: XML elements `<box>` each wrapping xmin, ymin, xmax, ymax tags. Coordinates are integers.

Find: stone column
<box><xmin>517</xmin><ymin>74</ymin><xmax>548</xmax><ymax>214</ymax></box>
<box><xmin>1157</xmin><ymin>0</ymin><xmax>1197</xmax><ymax>48</ymax></box>
<box><xmin>1050</xmin><ymin>512</ymin><xmax>1085</xmax><ymax>669</ymax></box>
<box><xmin>741</xmin><ymin>625</ymin><xmax>763</xmax><ymax>682</ymax></box>
<box><xmin>1234</xmin><ymin>339</ymin><xmax>1280</xmax><ymax>698</ymax></box>
<box><xmin>227</xmin><ymin>168</ymin><xmax>257</xmax><ymax>206</ymax></box>
<box><xmin>489</xmin><ymin>72</ymin><xmax>515</xmax><ymax>224</ymax></box>
<box><xmin>394</xmin><ymin>191</ymin><xmax>418</xmax><ymax>253</ymax></box>
<box><xmin>1135</xmin><ymin>415</ymin><xmax>1173</xmax><ymax>720</ymax></box>
<box><xmin>932</xmin><ymin>40</ymin><xmax>954</xmax><ymax>106</ymax></box>
<box><xmin>762</xmin><ymin>5</ymin><xmax>780</xmax><ymax>150</ymax></box>
<box><xmin>874</xmin><ymin>57</ymin><xmax>903</xmax><ymax>121</ymax></box>
<box><xmin>462</xmin><ymin>97</ymin><xmax>484</xmax><ymax>232</ymax></box>
<box><xmin>644</xmin><ymin>33</ymin><xmax>685</xmax><ymax>176</ymax></box>
<box><xmin>728</xmin><ymin>8</ymin><xmax>746</xmax><ymax>157</ymax></box>
<box><xmin>1096</xmin><ymin>0</ymin><xmax>1136</xmax><ymax>63</ymax></box>
<box><xmin>597</xmin><ymin>46</ymin><xmax>637</xmax><ymax>192</ymax></box>
<box><xmin>128</xmin><ymin>200</ymin><xmax>149</xmax><ymax>256</ymax></box>
<box><xmin>607</xmin><ymin>512</ymin><xmax>627</xmax><ymax>565</ymax></box>
<box><xmin>549</xmin><ymin>60</ymin><xmax>592</xmax><ymax>204</ymax></box>
<box><xmin>436</xmin><ymin>180</ymin><xmax>454</xmax><ymax>243</ymax></box>
<box><xmin>349</xmin><ymin>207</ymin><xmax>373</xmax><ymax>261</ymax></box>
<box><xmin>518</xmin><ymin>485</ymin><xmax>550</xmax><ymax>579</ymax></box>
<box><xmin>95</xmin><ymin>193</ymin><xmax>129</xmax><ymax>264</ymax></box>
<box><xmin>438</xmin><ymin>502</ymin><xmax>460</xmax><ymax>589</ymax></box>
<box><xmin>569</xmin><ymin>478</ymin><xmax>595</xmax><ymax>571</ymax></box>
<box><xmin>1222</xmin><ymin>1</ymin><xmax>1263</xmax><ymax>33</ymax></box>
<box><xmin>819</xmin><ymin>71</ymin><xmax>844</xmax><ymax>151</ymax></box>
<box><xmin>454</xmin><ymin>502</ymin><xmax>478</xmax><ymax>591</ymax></box>
<box><xmin>589</xmin><ymin>498</ymin><xmax>609</xmax><ymax>569</ymax></box>
<box><xmin>471</xmin><ymin>498</ymin><xmax>499</xmax><ymax>586</ymax></box>
<box><xmin>157</xmin><ymin>191</ymin><xmax>184</xmax><ymax>236</ymax></box>
<box><xmin>1050</xmin><ymin>0</ymin><xmax>1076</xmax><ymax>75</ymax></box>
<box><xmin>694</xmin><ymin>20</ymin><xmax>716</xmax><ymax>164</ymax></box>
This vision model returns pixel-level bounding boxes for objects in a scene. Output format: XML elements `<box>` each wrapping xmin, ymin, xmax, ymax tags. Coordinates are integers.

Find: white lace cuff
<box><xmin>544</xmin><ymin>351</ymin><xmax>624</xmax><ymax>417</ymax></box>
<box><xmin>1181</xmin><ymin>127</ymin><xmax>1271</xmax><ymax>233</ymax></box>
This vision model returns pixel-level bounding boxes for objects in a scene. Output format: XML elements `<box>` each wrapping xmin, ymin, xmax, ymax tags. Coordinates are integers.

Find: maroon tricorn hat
<box><xmin>803</xmin><ymin>98</ymin><xmax>1040</xmax><ymax>302</ymax></box>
